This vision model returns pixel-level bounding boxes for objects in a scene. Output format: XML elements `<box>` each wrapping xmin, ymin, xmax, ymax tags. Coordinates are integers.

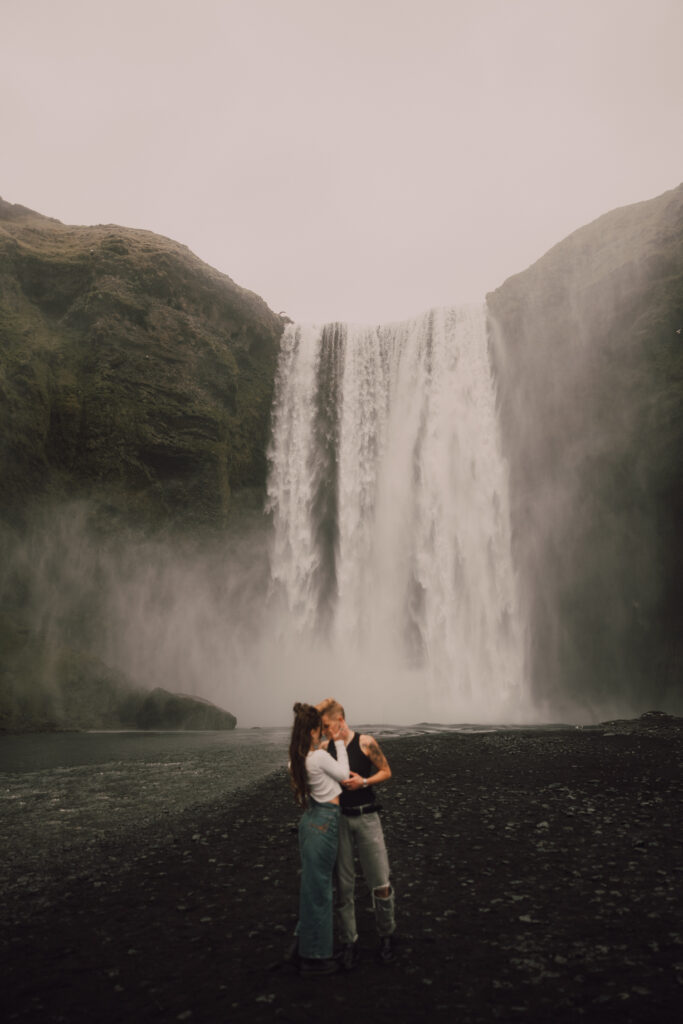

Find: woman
<box><xmin>288</xmin><ymin>701</ymin><xmax>350</xmax><ymax>976</ymax></box>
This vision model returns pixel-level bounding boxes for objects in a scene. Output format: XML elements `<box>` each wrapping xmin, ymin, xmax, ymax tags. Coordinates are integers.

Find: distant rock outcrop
<box><xmin>133</xmin><ymin>688</ymin><xmax>237</xmax><ymax>730</ymax></box>
<box><xmin>488</xmin><ymin>183</ymin><xmax>683</xmax><ymax>716</ymax></box>
<box><xmin>0</xmin><ymin>619</ymin><xmax>237</xmax><ymax>732</ymax></box>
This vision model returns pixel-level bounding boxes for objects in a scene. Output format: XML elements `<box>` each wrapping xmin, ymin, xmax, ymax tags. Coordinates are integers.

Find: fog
<box><xmin>487</xmin><ymin>207</ymin><xmax>681</xmax><ymax>722</ymax></box>
<box><xmin>3</xmin><ymin>286</ymin><xmax>671</xmax><ymax>729</ymax></box>
<box><xmin>0</xmin><ymin>498</ymin><xmax>525</xmax><ymax>729</ymax></box>
<box><xmin>3</xmin><ymin>188</ymin><xmax>680</xmax><ymax>729</ymax></box>
<box><xmin>2</xmin><ymin>0</ymin><xmax>682</xmax><ymax>323</ymax></box>
<box><xmin>0</xmin><ymin>504</ymin><xmax>279</xmax><ymax>726</ymax></box>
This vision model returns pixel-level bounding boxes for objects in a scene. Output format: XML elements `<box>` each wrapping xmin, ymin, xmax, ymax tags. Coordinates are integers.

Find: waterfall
<box><xmin>267</xmin><ymin>305</ymin><xmax>528</xmax><ymax>724</ymax></box>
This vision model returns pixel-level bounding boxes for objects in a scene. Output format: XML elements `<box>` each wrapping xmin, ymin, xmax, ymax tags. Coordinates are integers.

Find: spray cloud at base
<box><xmin>0</xmin><ymin>305</ymin><xmax>534</xmax><ymax>728</ymax></box>
<box><xmin>3</xmin><ymin>280</ymin><xmax>675</xmax><ymax>728</ymax></box>
<box><xmin>2</xmin><ymin>186</ymin><xmax>680</xmax><ymax>731</ymax></box>
<box><xmin>265</xmin><ymin>305</ymin><xmax>531</xmax><ymax>726</ymax></box>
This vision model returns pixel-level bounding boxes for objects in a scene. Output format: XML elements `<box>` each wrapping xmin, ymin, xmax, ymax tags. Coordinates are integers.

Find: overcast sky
<box><xmin>2</xmin><ymin>0</ymin><xmax>681</xmax><ymax>324</ymax></box>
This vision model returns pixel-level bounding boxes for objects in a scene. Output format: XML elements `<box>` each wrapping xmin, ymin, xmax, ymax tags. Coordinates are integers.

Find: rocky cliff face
<box><xmin>488</xmin><ymin>184</ymin><xmax>683</xmax><ymax>717</ymax></box>
<box><xmin>0</xmin><ymin>198</ymin><xmax>284</xmax><ymax>530</ymax></box>
<box><xmin>0</xmin><ymin>199</ymin><xmax>283</xmax><ymax>729</ymax></box>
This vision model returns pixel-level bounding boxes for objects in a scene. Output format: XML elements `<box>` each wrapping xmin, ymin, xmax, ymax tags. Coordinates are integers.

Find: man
<box><xmin>317</xmin><ymin>698</ymin><xmax>396</xmax><ymax>968</ymax></box>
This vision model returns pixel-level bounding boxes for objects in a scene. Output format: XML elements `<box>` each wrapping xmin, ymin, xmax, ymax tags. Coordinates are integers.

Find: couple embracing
<box><xmin>288</xmin><ymin>699</ymin><xmax>397</xmax><ymax>976</ymax></box>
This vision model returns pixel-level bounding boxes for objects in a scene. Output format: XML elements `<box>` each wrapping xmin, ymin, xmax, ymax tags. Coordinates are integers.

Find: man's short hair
<box><xmin>317</xmin><ymin>698</ymin><xmax>346</xmax><ymax>719</ymax></box>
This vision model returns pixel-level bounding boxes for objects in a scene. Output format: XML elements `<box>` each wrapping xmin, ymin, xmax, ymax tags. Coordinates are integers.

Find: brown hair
<box><xmin>288</xmin><ymin>702</ymin><xmax>321</xmax><ymax>808</ymax></box>
<box><xmin>316</xmin><ymin>697</ymin><xmax>345</xmax><ymax>720</ymax></box>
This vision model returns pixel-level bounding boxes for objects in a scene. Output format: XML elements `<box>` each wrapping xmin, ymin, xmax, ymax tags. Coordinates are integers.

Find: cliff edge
<box><xmin>0</xmin><ymin>198</ymin><xmax>284</xmax><ymax>530</ymax></box>
<box><xmin>488</xmin><ymin>183</ymin><xmax>683</xmax><ymax>715</ymax></box>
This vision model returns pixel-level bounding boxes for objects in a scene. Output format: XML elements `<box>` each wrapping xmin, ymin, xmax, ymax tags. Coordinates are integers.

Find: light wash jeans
<box><xmin>297</xmin><ymin>800</ymin><xmax>340</xmax><ymax>959</ymax></box>
<box><xmin>335</xmin><ymin>811</ymin><xmax>396</xmax><ymax>944</ymax></box>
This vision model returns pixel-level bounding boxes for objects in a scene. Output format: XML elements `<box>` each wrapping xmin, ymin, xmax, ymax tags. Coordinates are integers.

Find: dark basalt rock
<box><xmin>2</xmin><ymin>730</ymin><xmax>682</xmax><ymax>1021</ymax></box>
<box><xmin>598</xmin><ymin>710</ymin><xmax>683</xmax><ymax>735</ymax></box>
<box><xmin>132</xmin><ymin>687</ymin><xmax>237</xmax><ymax>730</ymax></box>
<box><xmin>0</xmin><ymin>624</ymin><xmax>237</xmax><ymax>732</ymax></box>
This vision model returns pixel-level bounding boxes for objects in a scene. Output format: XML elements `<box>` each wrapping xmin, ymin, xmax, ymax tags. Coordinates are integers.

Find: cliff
<box><xmin>2</xmin><ymin>187</ymin><xmax>681</xmax><ymax>730</ymax></box>
<box><xmin>0</xmin><ymin>197</ymin><xmax>284</xmax><ymax>530</ymax></box>
<box><xmin>0</xmin><ymin>198</ymin><xmax>284</xmax><ymax>729</ymax></box>
<box><xmin>488</xmin><ymin>183</ymin><xmax>683</xmax><ymax>716</ymax></box>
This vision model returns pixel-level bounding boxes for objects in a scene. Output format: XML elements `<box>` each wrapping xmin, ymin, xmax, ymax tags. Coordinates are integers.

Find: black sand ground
<box><xmin>3</xmin><ymin>721</ymin><xmax>682</xmax><ymax>1023</ymax></box>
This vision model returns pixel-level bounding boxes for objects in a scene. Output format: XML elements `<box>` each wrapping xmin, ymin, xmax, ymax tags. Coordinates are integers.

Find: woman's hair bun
<box><xmin>293</xmin><ymin>702</ymin><xmax>304</xmax><ymax>714</ymax></box>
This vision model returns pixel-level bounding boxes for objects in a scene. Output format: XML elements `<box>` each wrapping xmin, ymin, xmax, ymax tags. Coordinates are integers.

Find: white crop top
<box><xmin>306</xmin><ymin>740</ymin><xmax>350</xmax><ymax>803</ymax></box>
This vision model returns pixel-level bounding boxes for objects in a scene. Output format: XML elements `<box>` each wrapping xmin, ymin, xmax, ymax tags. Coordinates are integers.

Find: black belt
<box><xmin>341</xmin><ymin>804</ymin><xmax>381</xmax><ymax>817</ymax></box>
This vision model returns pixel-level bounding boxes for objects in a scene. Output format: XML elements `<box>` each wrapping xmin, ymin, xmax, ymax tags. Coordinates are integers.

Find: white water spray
<box><xmin>267</xmin><ymin>305</ymin><xmax>529</xmax><ymax>724</ymax></box>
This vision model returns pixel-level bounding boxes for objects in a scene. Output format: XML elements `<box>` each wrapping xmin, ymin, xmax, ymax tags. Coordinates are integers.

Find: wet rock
<box><xmin>2</xmin><ymin>728</ymin><xmax>682</xmax><ymax>1022</ymax></box>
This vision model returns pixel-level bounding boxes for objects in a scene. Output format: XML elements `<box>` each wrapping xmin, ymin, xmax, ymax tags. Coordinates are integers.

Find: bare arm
<box><xmin>316</xmin><ymin>740</ymin><xmax>350</xmax><ymax>784</ymax></box>
<box><xmin>319</xmin><ymin>719</ymin><xmax>350</xmax><ymax>782</ymax></box>
<box><xmin>344</xmin><ymin>734</ymin><xmax>392</xmax><ymax>790</ymax></box>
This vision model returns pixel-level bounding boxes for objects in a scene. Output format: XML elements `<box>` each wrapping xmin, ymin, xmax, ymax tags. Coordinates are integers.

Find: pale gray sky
<box><xmin>2</xmin><ymin>0</ymin><xmax>681</xmax><ymax>324</ymax></box>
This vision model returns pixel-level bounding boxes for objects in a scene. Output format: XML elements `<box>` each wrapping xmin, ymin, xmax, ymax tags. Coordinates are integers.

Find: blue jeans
<box><xmin>298</xmin><ymin>800</ymin><xmax>340</xmax><ymax>959</ymax></box>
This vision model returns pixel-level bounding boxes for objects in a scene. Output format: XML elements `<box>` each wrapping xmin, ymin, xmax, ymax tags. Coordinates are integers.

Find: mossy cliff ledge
<box><xmin>488</xmin><ymin>183</ymin><xmax>683</xmax><ymax>716</ymax></box>
<box><xmin>0</xmin><ymin>197</ymin><xmax>284</xmax><ymax>529</ymax></box>
<box><xmin>0</xmin><ymin>199</ymin><xmax>284</xmax><ymax>730</ymax></box>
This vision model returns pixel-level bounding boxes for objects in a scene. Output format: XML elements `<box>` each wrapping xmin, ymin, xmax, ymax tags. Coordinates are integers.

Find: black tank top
<box><xmin>327</xmin><ymin>732</ymin><xmax>376</xmax><ymax>808</ymax></box>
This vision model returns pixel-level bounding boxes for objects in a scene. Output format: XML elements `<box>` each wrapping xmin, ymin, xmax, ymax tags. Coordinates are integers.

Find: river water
<box><xmin>0</xmin><ymin>728</ymin><xmax>292</xmax><ymax>774</ymax></box>
<box><xmin>0</xmin><ymin>729</ymin><xmax>294</xmax><ymax>897</ymax></box>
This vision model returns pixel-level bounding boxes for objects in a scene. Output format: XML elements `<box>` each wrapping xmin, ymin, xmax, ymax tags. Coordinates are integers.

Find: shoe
<box><xmin>339</xmin><ymin>940</ymin><xmax>359</xmax><ymax>971</ymax></box>
<box><xmin>299</xmin><ymin>957</ymin><xmax>339</xmax><ymax>976</ymax></box>
<box><xmin>377</xmin><ymin>935</ymin><xmax>396</xmax><ymax>964</ymax></box>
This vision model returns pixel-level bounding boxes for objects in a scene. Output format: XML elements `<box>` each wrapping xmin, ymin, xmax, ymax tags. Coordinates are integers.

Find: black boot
<box><xmin>377</xmin><ymin>935</ymin><xmax>396</xmax><ymax>964</ymax></box>
<box><xmin>338</xmin><ymin>940</ymin><xmax>360</xmax><ymax>971</ymax></box>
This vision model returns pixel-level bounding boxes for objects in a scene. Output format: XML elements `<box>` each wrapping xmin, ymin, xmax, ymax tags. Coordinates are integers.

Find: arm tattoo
<box><xmin>365</xmin><ymin>736</ymin><xmax>389</xmax><ymax>772</ymax></box>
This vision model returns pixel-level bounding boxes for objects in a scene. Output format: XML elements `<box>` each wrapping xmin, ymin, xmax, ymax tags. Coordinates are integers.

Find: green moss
<box><xmin>0</xmin><ymin>197</ymin><xmax>284</xmax><ymax>530</ymax></box>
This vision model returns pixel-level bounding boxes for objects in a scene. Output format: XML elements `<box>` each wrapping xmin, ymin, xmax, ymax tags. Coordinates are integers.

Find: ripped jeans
<box><xmin>335</xmin><ymin>812</ymin><xmax>396</xmax><ymax>943</ymax></box>
<box><xmin>297</xmin><ymin>800</ymin><xmax>340</xmax><ymax>959</ymax></box>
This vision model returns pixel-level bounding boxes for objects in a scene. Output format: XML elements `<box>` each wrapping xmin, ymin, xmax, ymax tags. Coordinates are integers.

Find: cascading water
<box><xmin>266</xmin><ymin>304</ymin><xmax>529</xmax><ymax>724</ymax></box>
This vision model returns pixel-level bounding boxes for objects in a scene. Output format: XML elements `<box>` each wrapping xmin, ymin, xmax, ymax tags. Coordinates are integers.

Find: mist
<box><xmin>487</xmin><ymin>196</ymin><xmax>682</xmax><ymax>721</ymax></box>
<box><xmin>0</xmin><ymin>495</ymin><xmax>527</xmax><ymax>730</ymax></box>
<box><xmin>0</xmin><ymin>504</ymin><xmax>283</xmax><ymax>727</ymax></box>
<box><xmin>2</xmin><ymin>178</ymin><xmax>680</xmax><ymax>731</ymax></box>
<box><xmin>0</xmin><ymin>304</ymin><xmax>534</xmax><ymax>730</ymax></box>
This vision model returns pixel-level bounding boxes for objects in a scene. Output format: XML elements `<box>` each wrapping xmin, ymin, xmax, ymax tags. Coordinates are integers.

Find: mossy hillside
<box><xmin>0</xmin><ymin>198</ymin><xmax>284</xmax><ymax>529</ymax></box>
<box><xmin>0</xmin><ymin>199</ymin><xmax>283</xmax><ymax>728</ymax></box>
